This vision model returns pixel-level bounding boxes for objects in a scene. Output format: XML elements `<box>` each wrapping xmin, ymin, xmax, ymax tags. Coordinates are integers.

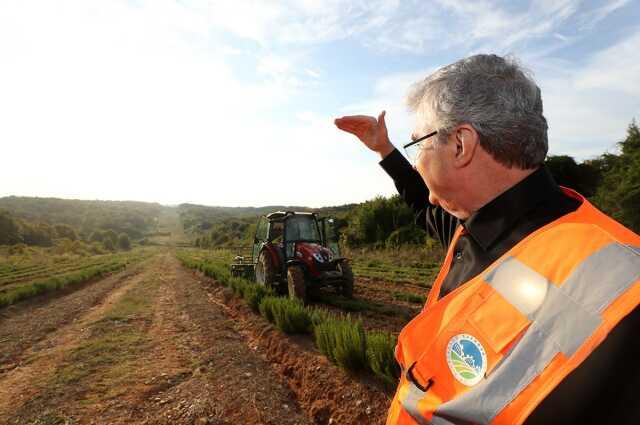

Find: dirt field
<box><xmin>0</xmin><ymin>252</ymin><xmax>398</xmax><ymax>425</ymax></box>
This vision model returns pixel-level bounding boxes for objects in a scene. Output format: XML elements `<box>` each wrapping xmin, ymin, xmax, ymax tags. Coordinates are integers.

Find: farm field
<box><xmin>0</xmin><ymin>245</ymin><xmax>438</xmax><ymax>424</ymax></box>
<box><xmin>0</xmin><ymin>248</ymin><xmax>156</xmax><ymax>308</ymax></box>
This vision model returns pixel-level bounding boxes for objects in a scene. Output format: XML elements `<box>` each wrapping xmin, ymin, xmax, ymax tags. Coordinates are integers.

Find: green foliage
<box><xmin>258</xmin><ymin>296</ymin><xmax>311</xmax><ymax>334</ymax></box>
<box><xmin>392</xmin><ymin>291</ymin><xmax>426</xmax><ymax>304</ymax></box>
<box><xmin>118</xmin><ymin>233</ymin><xmax>131</xmax><ymax>250</ymax></box>
<box><xmin>314</xmin><ymin>316</ymin><xmax>367</xmax><ymax>372</ymax></box>
<box><xmin>366</xmin><ymin>331</ymin><xmax>400</xmax><ymax>386</ymax></box>
<box><xmin>229</xmin><ymin>277</ymin><xmax>248</xmax><ymax>296</ymax></box>
<box><xmin>545</xmin><ymin>155</ymin><xmax>602</xmax><ymax>197</ymax></box>
<box><xmin>243</xmin><ymin>284</ymin><xmax>272</xmax><ymax>313</ymax></box>
<box><xmin>543</xmin><ymin>120</ymin><xmax>640</xmax><ymax>233</ymax></box>
<box><xmin>0</xmin><ymin>196</ymin><xmax>161</xmax><ymax>245</ymax></box>
<box><xmin>103</xmin><ymin>238</ymin><xmax>115</xmax><ymax>251</ymax></box>
<box><xmin>0</xmin><ymin>210</ymin><xmax>22</xmax><ymax>245</ymax></box>
<box><xmin>386</xmin><ymin>225</ymin><xmax>427</xmax><ymax>248</ymax></box>
<box><xmin>314</xmin><ymin>293</ymin><xmax>414</xmax><ymax>321</ymax></box>
<box><xmin>54</xmin><ymin>224</ymin><xmax>77</xmax><ymax>241</ymax></box>
<box><xmin>0</xmin><ymin>260</ymin><xmax>130</xmax><ymax>308</ymax></box>
<box><xmin>104</xmin><ymin>230</ymin><xmax>118</xmax><ymax>247</ymax></box>
<box><xmin>258</xmin><ymin>296</ymin><xmax>277</xmax><ymax>323</ymax></box>
<box><xmin>593</xmin><ymin>121</ymin><xmax>640</xmax><ymax>232</ymax></box>
<box><xmin>309</xmin><ymin>307</ymin><xmax>335</xmax><ymax>327</ymax></box>
<box><xmin>341</xmin><ymin>195</ymin><xmax>422</xmax><ymax>248</ymax></box>
<box><xmin>21</xmin><ymin>222</ymin><xmax>54</xmax><ymax>246</ymax></box>
<box><xmin>90</xmin><ymin>231</ymin><xmax>105</xmax><ymax>243</ymax></box>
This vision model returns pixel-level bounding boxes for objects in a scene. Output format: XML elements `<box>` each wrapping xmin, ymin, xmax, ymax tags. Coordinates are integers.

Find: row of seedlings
<box><xmin>177</xmin><ymin>251</ymin><xmax>400</xmax><ymax>387</ymax></box>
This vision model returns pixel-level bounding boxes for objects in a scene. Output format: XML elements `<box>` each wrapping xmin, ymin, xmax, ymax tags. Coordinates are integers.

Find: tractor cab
<box><xmin>248</xmin><ymin>211</ymin><xmax>352</xmax><ymax>303</ymax></box>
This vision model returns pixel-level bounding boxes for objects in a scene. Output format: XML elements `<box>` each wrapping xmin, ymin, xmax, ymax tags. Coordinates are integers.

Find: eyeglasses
<box><xmin>403</xmin><ymin>130</ymin><xmax>438</xmax><ymax>165</ymax></box>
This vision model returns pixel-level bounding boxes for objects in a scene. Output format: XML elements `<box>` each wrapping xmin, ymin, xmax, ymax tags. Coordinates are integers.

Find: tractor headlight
<box><xmin>312</xmin><ymin>253</ymin><xmax>325</xmax><ymax>263</ymax></box>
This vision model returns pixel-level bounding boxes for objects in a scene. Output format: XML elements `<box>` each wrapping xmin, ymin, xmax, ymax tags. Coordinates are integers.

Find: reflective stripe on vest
<box><xmin>431</xmin><ymin>242</ymin><xmax>640</xmax><ymax>424</ymax></box>
<box><xmin>393</xmin><ymin>198</ymin><xmax>640</xmax><ymax>425</ymax></box>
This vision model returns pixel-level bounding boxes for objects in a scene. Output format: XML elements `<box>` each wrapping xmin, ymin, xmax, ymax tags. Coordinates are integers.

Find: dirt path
<box><xmin>0</xmin><ymin>261</ymin><xmax>147</xmax><ymax>374</ymax></box>
<box><xmin>190</xmin><ymin>270</ymin><xmax>392</xmax><ymax>425</ymax></box>
<box><xmin>0</xmin><ymin>253</ymin><xmax>399</xmax><ymax>425</ymax></box>
<box><xmin>0</xmin><ymin>254</ymin><xmax>311</xmax><ymax>425</ymax></box>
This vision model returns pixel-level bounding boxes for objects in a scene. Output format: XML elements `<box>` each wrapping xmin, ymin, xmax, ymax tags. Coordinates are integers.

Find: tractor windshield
<box><xmin>285</xmin><ymin>215</ymin><xmax>321</xmax><ymax>242</ymax></box>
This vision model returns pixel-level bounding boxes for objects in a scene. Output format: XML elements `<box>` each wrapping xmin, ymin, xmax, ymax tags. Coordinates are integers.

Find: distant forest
<box><xmin>0</xmin><ymin>198</ymin><xmax>160</xmax><ymax>252</ymax></box>
<box><xmin>1</xmin><ymin>121</ymin><xmax>638</xmax><ymax>252</ymax></box>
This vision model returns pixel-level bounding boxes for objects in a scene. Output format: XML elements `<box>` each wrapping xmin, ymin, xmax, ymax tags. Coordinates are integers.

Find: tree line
<box><xmin>0</xmin><ymin>197</ymin><xmax>160</xmax><ymax>240</ymax></box>
<box><xmin>0</xmin><ymin>210</ymin><xmax>132</xmax><ymax>253</ymax></box>
<box><xmin>0</xmin><ymin>197</ymin><xmax>160</xmax><ymax>253</ymax></box>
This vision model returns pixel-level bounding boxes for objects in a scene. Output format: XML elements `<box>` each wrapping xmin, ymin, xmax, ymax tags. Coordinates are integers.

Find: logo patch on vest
<box><xmin>446</xmin><ymin>334</ymin><xmax>487</xmax><ymax>386</ymax></box>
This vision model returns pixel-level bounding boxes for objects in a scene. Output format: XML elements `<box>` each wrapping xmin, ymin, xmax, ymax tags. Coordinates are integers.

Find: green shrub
<box><xmin>0</xmin><ymin>260</ymin><xmax>128</xmax><ymax>308</ymax></box>
<box><xmin>229</xmin><ymin>277</ymin><xmax>247</xmax><ymax>296</ymax></box>
<box><xmin>259</xmin><ymin>296</ymin><xmax>278</xmax><ymax>323</ymax></box>
<box><xmin>258</xmin><ymin>296</ymin><xmax>311</xmax><ymax>334</ymax></box>
<box><xmin>314</xmin><ymin>316</ymin><xmax>367</xmax><ymax>372</ymax></box>
<box><xmin>117</xmin><ymin>233</ymin><xmax>131</xmax><ymax>250</ymax></box>
<box><xmin>244</xmin><ymin>284</ymin><xmax>272</xmax><ymax>313</ymax></box>
<box><xmin>309</xmin><ymin>307</ymin><xmax>334</xmax><ymax>328</ymax></box>
<box><xmin>366</xmin><ymin>331</ymin><xmax>400</xmax><ymax>386</ymax></box>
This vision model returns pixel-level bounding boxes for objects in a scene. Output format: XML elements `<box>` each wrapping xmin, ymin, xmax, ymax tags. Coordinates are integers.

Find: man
<box><xmin>335</xmin><ymin>54</ymin><xmax>639</xmax><ymax>425</ymax></box>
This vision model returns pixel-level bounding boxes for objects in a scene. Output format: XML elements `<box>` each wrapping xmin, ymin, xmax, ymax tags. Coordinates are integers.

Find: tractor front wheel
<box><xmin>339</xmin><ymin>261</ymin><xmax>354</xmax><ymax>298</ymax></box>
<box><xmin>256</xmin><ymin>250</ymin><xmax>276</xmax><ymax>289</ymax></box>
<box><xmin>287</xmin><ymin>265</ymin><xmax>307</xmax><ymax>304</ymax></box>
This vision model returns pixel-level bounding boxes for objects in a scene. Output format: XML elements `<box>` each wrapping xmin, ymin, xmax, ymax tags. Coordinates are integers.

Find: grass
<box><xmin>52</xmin><ymin>276</ymin><xmax>158</xmax><ymax>390</ymax></box>
<box><xmin>313</xmin><ymin>293</ymin><xmax>415</xmax><ymax>322</ymax></box>
<box><xmin>0</xmin><ymin>248</ymin><xmax>154</xmax><ymax>308</ymax></box>
<box><xmin>344</xmin><ymin>244</ymin><xmax>442</xmax><ymax>286</ymax></box>
<box><xmin>392</xmin><ymin>291</ymin><xmax>426</xmax><ymax>304</ymax></box>
<box><xmin>0</xmin><ymin>262</ymin><xmax>125</xmax><ymax>308</ymax></box>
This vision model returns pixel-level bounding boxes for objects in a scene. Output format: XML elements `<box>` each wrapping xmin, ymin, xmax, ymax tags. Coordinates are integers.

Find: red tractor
<box><xmin>231</xmin><ymin>211</ymin><xmax>353</xmax><ymax>303</ymax></box>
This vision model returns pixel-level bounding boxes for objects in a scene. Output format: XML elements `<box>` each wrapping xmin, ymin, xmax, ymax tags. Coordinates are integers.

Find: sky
<box><xmin>1</xmin><ymin>0</ymin><xmax>639</xmax><ymax>207</ymax></box>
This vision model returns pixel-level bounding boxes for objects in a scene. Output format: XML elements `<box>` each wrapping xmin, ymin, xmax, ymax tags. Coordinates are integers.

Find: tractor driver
<box><xmin>334</xmin><ymin>54</ymin><xmax>639</xmax><ymax>425</ymax></box>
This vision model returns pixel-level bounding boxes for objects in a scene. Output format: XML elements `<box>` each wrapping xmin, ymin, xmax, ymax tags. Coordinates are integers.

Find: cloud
<box><xmin>0</xmin><ymin>1</ymin><xmax>303</xmax><ymax>204</ymax></box>
<box><xmin>206</xmin><ymin>0</ymin><xmax>398</xmax><ymax>46</ymax></box>
<box><xmin>341</xmin><ymin>27</ymin><xmax>640</xmax><ymax>162</ymax></box>
<box><xmin>539</xmin><ymin>30</ymin><xmax>640</xmax><ymax>158</ymax></box>
<box><xmin>578</xmin><ymin>0</ymin><xmax>632</xmax><ymax>29</ymax></box>
<box><xmin>1</xmin><ymin>0</ymin><xmax>638</xmax><ymax>207</ymax></box>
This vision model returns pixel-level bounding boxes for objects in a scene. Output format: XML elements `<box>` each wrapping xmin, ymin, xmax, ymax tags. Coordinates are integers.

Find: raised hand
<box><xmin>334</xmin><ymin>111</ymin><xmax>394</xmax><ymax>157</ymax></box>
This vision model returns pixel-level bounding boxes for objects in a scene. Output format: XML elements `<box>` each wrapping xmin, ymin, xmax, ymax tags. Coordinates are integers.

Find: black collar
<box><xmin>463</xmin><ymin>166</ymin><xmax>561</xmax><ymax>251</ymax></box>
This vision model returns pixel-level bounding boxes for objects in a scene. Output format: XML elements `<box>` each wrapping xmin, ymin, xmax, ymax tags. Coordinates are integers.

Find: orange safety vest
<box><xmin>387</xmin><ymin>189</ymin><xmax>640</xmax><ymax>425</ymax></box>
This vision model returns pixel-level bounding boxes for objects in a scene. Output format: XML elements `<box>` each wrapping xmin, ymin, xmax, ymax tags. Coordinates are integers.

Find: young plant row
<box><xmin>176</xmin><ymin>251</ymin><xmax>401</xmax><ymax>387</ymax></box>
<box><xmin>0</xmin><ymin>250</ymin><xmax>152</xmax><ymax>308</ymax></box>
<box><xmin>0</xmin><ymin>258</ymin><xmax>124</xmax><ymax>287</ymax></box>
<box><xmin>0</xmin><ymin>251</ymin><xmax>150</xmax><ymax>283</ymax></box>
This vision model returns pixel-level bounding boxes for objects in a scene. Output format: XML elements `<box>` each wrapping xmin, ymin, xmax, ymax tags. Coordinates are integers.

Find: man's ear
<box><xmin>453</xmin><ymin>124</ymin><xmax>479</xmax><ymax>168</ymax></box>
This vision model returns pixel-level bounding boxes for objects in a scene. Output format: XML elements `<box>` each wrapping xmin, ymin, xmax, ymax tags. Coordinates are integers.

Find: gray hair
<box><xmin>407</xmin><ymin>54</ymin><xmax>548</xmax><ymax>169</ymax></box>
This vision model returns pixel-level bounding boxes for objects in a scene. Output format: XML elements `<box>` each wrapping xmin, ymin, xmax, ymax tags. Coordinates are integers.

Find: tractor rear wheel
<box><xmin>339</xmin><ymin>261</ymin><xmax>354</xmax><ymax>298</ymax></box>
<box><xmin>287</xmin><ymin>265</ymin><xmax>307</xmax><ymax>304</ymax></box>
<box><xmin>256</xmin><ymin>250</ymin><xmax>276</xmax><ymax>289</ymax></box>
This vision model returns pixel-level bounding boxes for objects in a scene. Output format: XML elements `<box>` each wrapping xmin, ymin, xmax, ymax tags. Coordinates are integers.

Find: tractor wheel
<box><xmin>339</xmin><ymin>261</ymin><xmax>354</xmax><ymax>298</ymax></box>
<box><xmin>287</xmin><ymin>265</ymin><xmax>307</xmax><ymax>304</ymax></box>
<box><xmin>255</xmin><ymin>250</ymin><xmax>276</xmax><ymax>289</ymax></box>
